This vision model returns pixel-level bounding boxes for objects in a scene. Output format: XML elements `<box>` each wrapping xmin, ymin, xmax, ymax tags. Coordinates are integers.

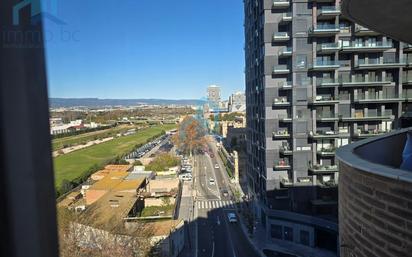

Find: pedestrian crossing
<box><xmin>196</xmin><ymin>200</ymin><xmax>236</xmax><ymax>210</ymax></box>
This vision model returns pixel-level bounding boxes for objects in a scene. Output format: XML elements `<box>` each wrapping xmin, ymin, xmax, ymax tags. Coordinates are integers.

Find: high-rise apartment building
<box><xmin>244</xmin><ymin>0</ymin><xmax>412</xmax><ymax>254</ymax></box>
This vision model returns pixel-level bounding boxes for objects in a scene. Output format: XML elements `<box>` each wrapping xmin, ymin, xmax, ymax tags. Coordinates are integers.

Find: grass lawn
<box><xmin>53</xmin><ymin>124</ymin><xmax>176</xmax><ymax>190</ymax></box>
<box><xmin>52</xmin><ymin>125</ymin><xmax>136</xmax><ymax>151</ymax></box>
<box><xmin>140</xmin><ymin>205</ymin><xmax>175</xmax><ymax>217</ymax></box>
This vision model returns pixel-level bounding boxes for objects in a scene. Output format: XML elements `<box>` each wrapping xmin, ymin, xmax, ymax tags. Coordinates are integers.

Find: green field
<box><xmin>52</xmin><ymin>125</ymin><xmax>136</xmax><ymax>151</ymax></box>
<box><xmin>53</xmin><ymin>124</ymin><xmax>176</xmax><ymax>191</ymax></box>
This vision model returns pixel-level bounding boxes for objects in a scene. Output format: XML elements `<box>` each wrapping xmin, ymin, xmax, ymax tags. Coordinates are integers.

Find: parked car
<box><xmin>214</xmin><ymin>164</ymin><xmax>219</xmax><ymax>169</ymax></box>
<box><xmin>179</xmin><ymin>173</ymin><xmax>192</xmax><ymax>181</ymax></box>
<box><xmin>227</xmin><ymin>212</ymin><xmax>237</xmax><ymax>223</ymax></box>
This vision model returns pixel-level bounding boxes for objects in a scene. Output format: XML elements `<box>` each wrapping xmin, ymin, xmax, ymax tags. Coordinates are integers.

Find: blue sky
<box><xmin>44</xmin><ymin>0</ymin><xmax>245</xmax><ymax>100</ymax></box>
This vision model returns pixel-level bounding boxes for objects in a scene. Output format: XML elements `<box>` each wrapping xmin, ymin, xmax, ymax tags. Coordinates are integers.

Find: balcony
<box><xmin>341</xmin><ymin>114</ymin><xmax>394</xmax><ymax>122</ymax></box>
<box><xmin>278</xmin><ymin>81</ymin><xmax>292</xmax><ymax>90</ymax></box>
<box><xmin>309</xmin><ymin>164</ymin><xmax>338</xmax><ymax>174</ymax></box>
<box><xmin>273</xmin><ymin>130</ymin><xmax>290</xmax><ymax>139</ymax></box>
<box><xmin>273</xmin><ymin>65</ymin><xmax>290</xmax><ymax>75</ymax></box>
<box><xmin>273</xmin><ymin>97</ymin><xmax>290</xmax><ymax>106</ymax></box>
<box><xmin>316</xmin><ymin>113</ymin><xmax>339</xmax><ymax>122</ymax></box>
<box><xmin>281</xmin><ymin>12</ymin><xmax>292</xmax><ymax>23</ymax></box>
<box><xmin>308</xmin><ymin>96</ymin><xmax>340</xmax><ymax>105</ymax></box>
<box><xmin>309</xmin><ymin>131</ymin><xmax>350</xmax><ymax>139</ymax></box>
<box><xmin>280</xmin><ymin>177</ymin><xmax>293</xmax><ymax>187</ymax></box>
<box><xmin>316</xmin><ymin>78</ymin><xmax>340</xmax><ymax>87</ymax></box>
<box><xmin>317</xmin><ymin>179</ymin><xmax>337</xmax><ymax>188</ymax></box>
<box><xmin>340</xmin><ymin>79</ymin><xmax>392</xmax><ymax>87</ymax></box>
<box><xmin>404</xmin><ymin>44</ymin><xmax>412</xmax><ymax>52</ymax></box>
<box><xmin>272</xmin><ymin>0</ymin><xmax>290</xmax><ymax>9</ymax></box>
<box><xmin>278</xmin><ymin>47</ymin><xmax>292</xmax><ymax>58</ymax></box>
<box><xmin>353</xmin><ymin>129</ymin><xmax>389</xmax><ymax>139</ymax></box>
<box><xmin>317</xmin><ymin>6</ymin><xmax>341</xmax><ymax>19</ymax></box>
<box><xmin>279</xmin><ymin>146</ymin><xmax>293</xmax><ymax>156</ymax></box>
<box><xmin>354</xmin><ymin>24</ymin><xmax>380</xmax><ymax>36</ymax></box>
<box><xmin>278</xmin><ymin>114</ymin><xmax>292</xmax><ymax>123</ymax></box>
<box><xmin>295</xmin><ymin>177</ymin><xmax>314</xmax><ymax>187</ymax></box>
<box><xmin>353</xmin><ymin>97</ymin><xmax>401</xmax><ymax>104</ymax></box>
<box><xmin>310</xmin><ymin>60</ymin><xmax>340</xmax><ymax>71</ymax></box>
<box><xmin>317</xmin><ymin>42</ymin><xmax>341</xmax><ymax>53</ymax></box>
<box><xmin>341</xmin><ymin>42</ymin><xmax>393</xmax><ymax>52</ymax></box>
<box><xmin>309</xmin><ymin>24</ymin><xmax>340</xmax><ymax>37</ymax></box>
<box><xmin>273</xmin><ymin>32</ymin><xmax>290</xmax><ymax>42</ymax></box>
<box><xmin>317</xmin><ymin>147</ymin><xmax>336</xmax><ymax>157</ymax></box>
<box><xmin>355</xmin><ymin>59</ymin><xmax>406</xmax><ymax>69</ymax></box>
<box><xmin>274</xmin><ymin>159</ymin><xmax>291</xmax><ymax>170</ymax></box>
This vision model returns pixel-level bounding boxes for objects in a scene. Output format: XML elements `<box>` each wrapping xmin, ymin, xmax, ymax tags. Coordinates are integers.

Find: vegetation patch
<box><xmin>145</xmin><ymin>153</ymin><xmax>180</xmax><ymax>171</ymax></box>
<box><xmin>53</xmin><ymin>124</ymin><xmax>176</xmax><ymax>196</ymax></box>
<box><xmin>140</xmin><ymin>204</ymin><xmax>174</xmax><ymax>217</ymax></box>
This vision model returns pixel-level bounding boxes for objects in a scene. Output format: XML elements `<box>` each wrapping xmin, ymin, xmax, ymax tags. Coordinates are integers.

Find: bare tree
<box><xmin>172</xmin><ymin>116</ymin><xmax>207</xmax><ymax>156</ymax></box>
<box><xmin>57</xmin><ymin>207</ymin><xmax>154</xmax><ymax>257</ymax></box>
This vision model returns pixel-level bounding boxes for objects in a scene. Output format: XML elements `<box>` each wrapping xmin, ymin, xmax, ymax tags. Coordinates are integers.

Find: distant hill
<box><xmin>49</xmin><ymin>98</ymin><xmax>205</xmax><ymax>108</ymax></box>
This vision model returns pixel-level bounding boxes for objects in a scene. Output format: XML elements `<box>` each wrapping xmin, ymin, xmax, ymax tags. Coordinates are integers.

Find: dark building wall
<box><xmin>339</xmin><ymin>162</ymin><xmax>412</xmax><ymax>257</ymax></box>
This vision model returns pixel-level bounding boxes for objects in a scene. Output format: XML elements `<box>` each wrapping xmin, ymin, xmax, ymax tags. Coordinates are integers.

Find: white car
<box><xmin>209</xmin><ymin>178</ymin><xmax>215</xmax><ymax>185</ymax></box>
<box><xmin>214</xmin><ymin>164</ymin><xmax>219</xmax><ymax>169</ymax></box>
<box><xmin>179</xmin><ymin>174</ymin><xmax>192</xmax><ymax>181</ymax></box>
<box><xmin>227</xmin><ymin>212</ymin><xmax>237</xmax><ymax>223</ymax></box>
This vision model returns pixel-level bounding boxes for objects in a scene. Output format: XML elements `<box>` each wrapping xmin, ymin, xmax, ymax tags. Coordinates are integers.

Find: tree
<box><xmin>172</xmin><ymin>116</ymin><xmax>208</xmax><ymax>156</ymax></box>
<box><xmin>57</xmin><ymin>206</ymin><xmax>154</xmax><ymax>257</ymax></box>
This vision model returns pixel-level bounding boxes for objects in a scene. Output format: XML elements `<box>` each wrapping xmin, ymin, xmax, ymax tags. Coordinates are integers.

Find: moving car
<box><xmin>214</xmin><ymin>164</ymin><xmax>219</xmax><ymax>169</ymax></box>
<box><xmin>209</xmin><ymin>178</ymin><xmax>215</xmax><ymax>185</ymax></box>
<box><xmin>222</xmin><ymin>189</ymin><xmax>229</xmax><ymax>197</ymax></box>
<box><xmin>227</xmin><ymin>212</ymin><xmax>237</xmax><ymax>223</ymax></box>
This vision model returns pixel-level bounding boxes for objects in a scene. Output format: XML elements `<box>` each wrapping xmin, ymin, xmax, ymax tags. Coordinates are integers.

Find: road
<box><xmin>194</xmin><ymin>145</ymin><xmax>259</xmax><ymax>257</ymax></box>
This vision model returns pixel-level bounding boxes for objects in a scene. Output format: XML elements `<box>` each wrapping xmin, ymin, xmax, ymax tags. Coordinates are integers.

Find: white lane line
<box><xmin>212</xmin><ymin>201</ymin><xmax>216</xmax><ymax>209</ymax></box>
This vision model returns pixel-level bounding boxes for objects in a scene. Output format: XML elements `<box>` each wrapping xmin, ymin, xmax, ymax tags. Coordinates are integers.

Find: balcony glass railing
<box><xmin>316</xmin><ymin>77</ymin><xmax>337</xmax><ymax>85</ymax></box>
<box><xmin>317</xmin><ymin>112</ymin><xmax>335</xmax><ymax>119</ymax></box>
<box><xmin>278</xmin><ymin>114</ymin><xmax>292</xmax><ymax>120</ymax></box>
<box><xmin>356</xmin><ymin>129</ymin><xmax>388</xmax><ymax>136</ymax></box>
<box><xmin>278</xmin><ymin>46</ymin><xmax>292</xmax><ymax>55</ymax></box>
<box><xmin>358</xmin><ymin>59</ymin><xmax>405</xmax><ymax>66</ymax></box>
<box><xmin>275</xmin><ymin>159</ymin><xmax>290</xmax><ymax>168</ymax></box>
<box><xmin>273</xmin><ymin>65</ymin><xmax>290</xmax><ymax>73</ymax></box>
<box><xmin>317</xmin><ymin>42</ymin><xmax>340</xmax><ymax>51</ymax></box>
<box><xmin>273</xmin><ymin>96</ymin><xmax>289</xmax><ymax>104</ymax></box>
<box><xmin>343</xmin><ymin>42</ymin><xmax>393</xmax><ymax>49</ymax></box>
<box><xmin>310</xmin><ymin>164</ymin><xmax>338</xmax><ymax>171</ymax></box>
<box><xmin>314</xmin><ymin>60</ymin><xmax>339</xmax><ymax>66</ymax></box>
<box><xmin>282</xmin><ymin>12</ymin><xmax>292</xmax><ymax>19</ymax></box>
<box><xmin>277</xmin><ymin>81</ymin><xmax>292</xmax><ymax>88</ymax></box>
<box><xmin>312</xmin><ymin>24</ymin><xmax>340</xmax><ymax>30</ymax></box>
<box><xmin>318</xmin><ymin>6</ymin><xmax>340</xmax><ymax>13</ymax></box>
<box><xmin>273</xmin><ymin>32</ymin><xmax>289</xmax><ymax>38</ymax></box>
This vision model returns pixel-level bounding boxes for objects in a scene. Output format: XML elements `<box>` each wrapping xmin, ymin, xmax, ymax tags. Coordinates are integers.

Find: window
<box><xmin>300</xmin><ymin>230</ymin><xmax>310</xmax><ymax>246</ymax></box>
<box><xmin>284</xmin><ymin>227</ymin><xmax>293</xmax><ymax>241</ymax></box>
<box><xmin>270</xmin><ymin>225</ymin><xmax>282</xmax><ymax>239</ymax></box>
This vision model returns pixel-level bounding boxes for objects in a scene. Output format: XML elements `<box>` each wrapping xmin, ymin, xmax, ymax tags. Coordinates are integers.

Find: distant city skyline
<box><xmin>44</xmin><ymin>0</ymin><xmax>245</xmax><ymax>100</ymax></box>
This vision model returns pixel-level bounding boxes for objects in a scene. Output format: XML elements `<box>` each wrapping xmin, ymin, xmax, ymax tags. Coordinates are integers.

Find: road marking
<box><xmin>196</xmin><ymin>200</ymin><xmax>237</xmax><ymax>210</ymax></box>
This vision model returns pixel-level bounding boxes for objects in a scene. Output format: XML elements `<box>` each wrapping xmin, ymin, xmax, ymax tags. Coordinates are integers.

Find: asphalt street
<box><xmin>195</xmin><ymin>150</ymin><xmax>259</xmax><ymax>257</ymax></box>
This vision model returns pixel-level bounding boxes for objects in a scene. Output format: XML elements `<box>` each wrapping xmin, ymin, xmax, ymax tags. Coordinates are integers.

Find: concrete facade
<box><xmin>244</xmin><ymin>0</ymin><xmax>412</xmax><ymax>254</ymax></box>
